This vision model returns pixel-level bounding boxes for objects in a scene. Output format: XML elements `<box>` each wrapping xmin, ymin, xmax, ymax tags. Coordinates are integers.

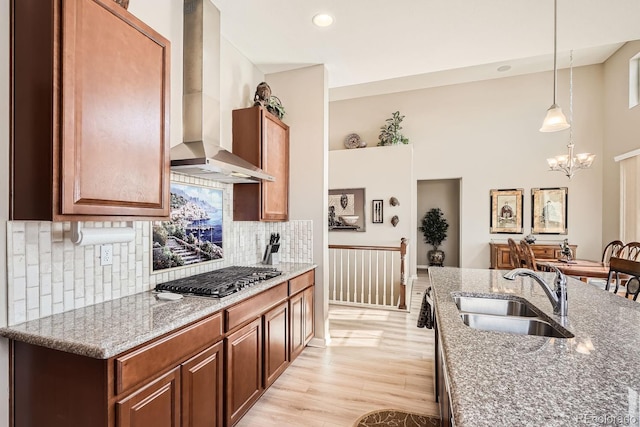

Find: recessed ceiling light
<box><xmin>312</xmin><ymin>13</ymin><xmax>334</xmax><ymax>27</ymax></box>
<box><xmin>497</xmin><ymin>65</ymin><xmax>511</xmax><ymax>72</ymax></box>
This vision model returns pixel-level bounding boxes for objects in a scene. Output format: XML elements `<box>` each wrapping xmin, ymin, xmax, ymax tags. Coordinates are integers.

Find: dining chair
<box><xmin>519</xmin><ymin>240</ymin><xmax>538</xmax><ymax>271</ymax></box>
<box><xmin>507</xmin><ymin>238</ymin><xmax>523</xmax><ymax>268</ymax></box>
<box><xmin>620</xmin><ymin>242</ymin><xmax>640</xmax><ymax>261</ymax></box>
<box><xmin>605</xmin><ymin>257</ymin><xmax>640</xmax><ymax>300</ymax></box>
<box><xmin>588</xmin><ymin>240</ymin><xmax>624</xmax><ymax>289</ymax></box>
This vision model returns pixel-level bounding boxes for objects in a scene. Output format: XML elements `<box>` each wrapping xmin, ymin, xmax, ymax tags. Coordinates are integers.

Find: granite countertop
<box><xmin>429</xmin><ymin>267</ymin><xmax>640</xmax><ymax>427</ymax></box>
<box><xmin>0</xmin><ymin>263</ymin><xmax>316</xmax><ymax>359</ymax></box>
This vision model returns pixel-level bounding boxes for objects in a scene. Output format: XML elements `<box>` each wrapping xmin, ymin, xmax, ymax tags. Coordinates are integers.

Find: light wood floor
<box><xmin>236</xmin><ymin>272</ymin><xmax>439</xmax><ymax>427</ymax></box>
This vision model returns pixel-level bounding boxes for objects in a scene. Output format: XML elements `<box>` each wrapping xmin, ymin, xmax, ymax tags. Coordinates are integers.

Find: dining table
<box><xmin>538</xmin><ymin>259</ymin><xmax>610</xmax><ymax>282</ymax></box>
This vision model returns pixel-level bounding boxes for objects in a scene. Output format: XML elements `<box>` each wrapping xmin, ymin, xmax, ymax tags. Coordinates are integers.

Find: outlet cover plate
<box><xmin>100</xmin><ymin>244</ymin><xmax>113</xmax><ymax>266</ymax></box>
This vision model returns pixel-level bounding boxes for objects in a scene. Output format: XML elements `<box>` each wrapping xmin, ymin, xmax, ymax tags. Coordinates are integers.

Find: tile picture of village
<box><xmin>152</xmin><ymin>183</ymin><xmax>223</xmax><ymax>271</ymax></box>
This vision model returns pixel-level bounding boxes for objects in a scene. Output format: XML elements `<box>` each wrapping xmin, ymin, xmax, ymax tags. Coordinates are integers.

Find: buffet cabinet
<box><xmin>232</xmin><ymin>106</ymin><xmax>290</xmax><ymax>222</ymax></box>
<box><xmin>11</xmin><ymin>0</ymin><xmax>170</xmax><ymax>221</ymax></box>
<box><xmin>490</xmin><ymin>242</ymin><xmax>578</xmax><ymax>269</ymax></box>
<box><xmin>10</xmin><ymin>269</ymin><xmax>315</xmax><ymax>427</ymax></box>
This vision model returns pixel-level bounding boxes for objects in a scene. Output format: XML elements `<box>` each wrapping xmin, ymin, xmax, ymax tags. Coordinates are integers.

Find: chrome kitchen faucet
<box><xmin>503</xmin><ymin>267</ymin><xmax>568</xmax><ymax>317</ymax></box>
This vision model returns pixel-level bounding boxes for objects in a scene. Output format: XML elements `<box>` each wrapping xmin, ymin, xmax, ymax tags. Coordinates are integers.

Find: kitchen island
<box><xmin>430</xmin><ymin>267</ymin><xmax>640</xmax><ymax>427</ymax></box>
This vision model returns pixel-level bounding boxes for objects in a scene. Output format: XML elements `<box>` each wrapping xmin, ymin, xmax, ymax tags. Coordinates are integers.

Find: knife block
<box><xmin>264</xmin><ymin>252</ymin><xmax>280</xmax><ymax>265</ymax></box>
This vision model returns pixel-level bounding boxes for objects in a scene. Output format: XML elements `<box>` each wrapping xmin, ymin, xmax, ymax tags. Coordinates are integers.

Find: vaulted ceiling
<box><xmin>212</xmin><ymin>0</ymin><xmax>640</xmax><ymax>99</ymax></box>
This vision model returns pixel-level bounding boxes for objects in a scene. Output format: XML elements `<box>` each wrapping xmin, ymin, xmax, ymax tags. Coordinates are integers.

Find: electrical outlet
<box><xmin>100</xmin><ymin>244</ymin><xmax>113</xmax><ymax>266</ymax></box>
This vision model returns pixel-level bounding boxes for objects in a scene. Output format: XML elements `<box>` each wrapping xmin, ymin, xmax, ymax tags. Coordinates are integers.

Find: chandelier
<box><xmin>546</xmin><ymin>50</ymin><xmax>595</xmax><ymax>179</ymax></box>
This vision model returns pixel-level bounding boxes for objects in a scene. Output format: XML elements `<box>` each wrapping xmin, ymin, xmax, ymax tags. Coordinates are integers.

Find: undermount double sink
<box><xmin>453</xmin><ymin>294</ymin><xmax>573</xmax><ymax>338</ymax></box>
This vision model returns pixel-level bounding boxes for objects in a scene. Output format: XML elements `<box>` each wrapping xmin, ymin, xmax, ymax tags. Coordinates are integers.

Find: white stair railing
<box><xmin>328</xmin><ymin>238</ymin><xmax>407</xmax><ymax>309</ymax></box>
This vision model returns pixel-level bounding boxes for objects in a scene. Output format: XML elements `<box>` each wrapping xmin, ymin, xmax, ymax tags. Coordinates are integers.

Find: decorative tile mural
<box><xmin>152</xmin><ymin>183</ymin><xmax>224</xmax><ymax>271</ymax></box>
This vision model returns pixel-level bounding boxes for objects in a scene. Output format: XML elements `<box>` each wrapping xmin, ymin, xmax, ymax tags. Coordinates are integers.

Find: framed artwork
<box><xmin>152</xmin><ymin>182</ymin><xmax>224</xmax><ymax>271</ymax></box>
<box><xmin>372</xmin><ymin>200</ymin><xmax>383</xmax><ymax>223</ymax></box>
<box><xmin>490</xmin><ymin>189</ymin><xmax>524</xmax><ymax>234</ymax></box>
<box><xmin>531</xmin><ymin>187</ymin><xmax>568</xmax><ymax>234</ymax></box>
<box><xmin>328</xmin><ymin>188</ymin><xmax>366</xmax><ymax>231</ymax></box>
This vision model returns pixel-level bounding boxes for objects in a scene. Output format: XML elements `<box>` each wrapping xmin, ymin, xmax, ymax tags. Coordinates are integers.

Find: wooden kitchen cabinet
<box><xmin>11</xmin><ymin>313</ymin><xmax>223</xmax><ymax>427</ymax></box>
<box><xmin>490</xmin><ymin>242</ymin><xmax>578</xmax><ymax>269</ymax></box>
<box><xmin>264</xmin><ymin>301</ymin><xmax>289</xmax><ymax>388</ymax></box>
<box><xmin>290</xmin><ymin>270</ymin><xmax>315</xmax><ymax>361</ymax></box>
<box><xmin>10</xmin><ymin>0</ymin><xmax>170</xmax><ymax>221</ymax></box>
<box><xmin>225</xmin><ymin>318</ymin><xmax>263</xmax><ymax>426</ymax></box>
<box><xmin>181</xmin><ymin>342</ymin><xmax>224</xmax><ymax>427</ymax></box>
<box><xmin>116</xmin><ymin>367</ymin><xmax>181</xmax><ymax>427</ymax></box>
<box><xmin>232</xmin><ymin>106</ymin><xmax>289</xmax><ymax>221</ymax></box>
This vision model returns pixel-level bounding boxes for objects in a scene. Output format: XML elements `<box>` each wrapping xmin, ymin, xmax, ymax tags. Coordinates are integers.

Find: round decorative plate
<box><xmin>344</xmin><ymin>133</ymin><xmax>362</xmax><ymax>149</ymax></box>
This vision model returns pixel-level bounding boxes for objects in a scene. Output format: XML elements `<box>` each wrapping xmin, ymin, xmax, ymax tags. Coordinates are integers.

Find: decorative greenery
<box><xmin>378</xmin><ymin>111</ymin><xmax>409</xmax><ymax>146</ymax></box>
<box><xmin>418</xmin><ymin>208</ymin><xmax>449</xmax><ymax>250</ymax></box>
<box><xmin>266</xmin><ymin>96</ymin><xmax>286</xmax><ymax>120</ymax></box>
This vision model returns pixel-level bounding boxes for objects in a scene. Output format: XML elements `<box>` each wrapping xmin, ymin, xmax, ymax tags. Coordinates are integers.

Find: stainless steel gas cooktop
<box><xmin>154</xmin><ymin>266</ymin><xmax>282</xmax><ymax>298</ymax></box>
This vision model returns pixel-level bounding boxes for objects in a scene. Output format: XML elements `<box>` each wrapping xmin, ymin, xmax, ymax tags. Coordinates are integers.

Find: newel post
<box><xmin>398</xmin><ymin>237</ymin><xmax>408</xmax><ymax>309</ymax></box>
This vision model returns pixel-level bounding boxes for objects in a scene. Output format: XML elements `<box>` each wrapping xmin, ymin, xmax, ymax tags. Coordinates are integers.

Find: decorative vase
<box><xmin>428</xmin><ymin>249</ymin><xmax>445</xmax><ymax>267</ymax></box>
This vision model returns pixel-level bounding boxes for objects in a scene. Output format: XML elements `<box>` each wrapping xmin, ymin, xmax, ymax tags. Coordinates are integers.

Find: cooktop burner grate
<box><xmin>155</xmin><ymin>266</ymin><xmax>283</xmax><ymax>298</ymax></box>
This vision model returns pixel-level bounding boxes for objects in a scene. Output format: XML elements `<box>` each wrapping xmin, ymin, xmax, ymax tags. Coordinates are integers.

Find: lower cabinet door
<box><xmin>116</xmin><ymin>367</ymin><xmax>180</xmax><ymax>427</ymax></box>
<box><xmin>289</xmin><ymin>291</ymin><xmax>305</xmax><ymax>361</ymax></box>
<box><xmin>181</xmin><ymin>341</ymin><xmax>224</xmax><ymax>427</ymax></box>
<box><xmin>226</xmin><ymin>318</ymin><xmax>263</xmax><ymax>426</ymax></box>
<box><xmin>264</xmin><ymin>301</ymin><xmax>289</xmax><ymax>388</ymax></box>
<box><xmin>303</xmin><ymin>286</ymin><xmax>315</xmax><ymax>346</ymax></box>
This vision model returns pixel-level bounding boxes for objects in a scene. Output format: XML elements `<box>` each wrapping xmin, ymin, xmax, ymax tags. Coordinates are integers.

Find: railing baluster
<box><xmin>332</xmin><ymin>248</ymin><xmax>336</xmax><ymax>300</ymax></box>
<box><xmin>346</xmin><ymin>250</ymin><xmax>350</xmax><ymax>302</ymax></box>
<box><xmin>339</xmin><ymin>249</ymin><xmax>344</xmax><ymax>302</ymax></box>
<box><xmin>361</xmin><ymin>251</ymin><xmax>365</xmax><ymax>304</ymax></box>
<box><xmin>368</xmin><ymin>250</ymin><xmax>372</xmax><ymax>305</ymax></box>
<box><xmin>375</xmin><ymin>251</ymin><xmax>379</xmax><ymax>305</ymax></box>
<box><xmin>383</xmin><ymin>251</ymin><xmax>387</xmax><ymax>306</ymax></box>
<box><xmin>390</xmin><ymin>253</ymin><xmax>395</xmax><ymax>307</ymax></box>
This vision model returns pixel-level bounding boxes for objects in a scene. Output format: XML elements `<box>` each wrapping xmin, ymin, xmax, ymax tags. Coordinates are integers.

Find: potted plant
<box><xmin>418</xmin><ymin>208</ymin><xmax>449</xmax><ymax>266</ymax></box>
<box><xmin>377</xmin><ymin>111</ymin><xmax>409</xmax><ymax>146</ymax></box>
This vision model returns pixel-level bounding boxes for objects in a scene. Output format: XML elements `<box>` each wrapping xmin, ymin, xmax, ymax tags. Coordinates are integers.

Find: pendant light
<box><xmin>540</xmin><ymin>0</ymin><xmax>570</xmax><ymax>132</ymax></box>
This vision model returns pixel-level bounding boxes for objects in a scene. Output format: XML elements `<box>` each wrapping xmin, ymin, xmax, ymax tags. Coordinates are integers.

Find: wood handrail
<box><xmin>329</xmin><ymin>244</ymin><xmax>402</xmax><ymax>251</ymax></box>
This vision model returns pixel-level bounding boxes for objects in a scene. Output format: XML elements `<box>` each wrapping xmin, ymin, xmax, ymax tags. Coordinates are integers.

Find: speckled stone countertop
<box><xmin>429</xmin><ymin>267</ymin><xmax>640</xmax><ymax>427</ymax></box>
<box><xmin>0</xmin><ymin>263</ymin><xmax>316</xmax><ymax>359</ymax></box>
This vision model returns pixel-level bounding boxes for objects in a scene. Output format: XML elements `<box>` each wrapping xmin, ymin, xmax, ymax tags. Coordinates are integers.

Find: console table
<box><xmin>489</xmin><ymin>242</ymin><xmax>578</xmax><ymax>269</ymax></box>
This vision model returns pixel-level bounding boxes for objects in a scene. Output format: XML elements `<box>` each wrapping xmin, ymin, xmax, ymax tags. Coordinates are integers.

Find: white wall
<box><xmin>329</xmin><ymin>145</ymin><xmax>414</xmax><ymax>246</ymax></box>
<box><xmin>602</xmin><ymin>40</ymin><xmax>640</xmax><ymax>244</ymax></box>
<box><xmin>330</xmin><ymin>65</ymin><xmax>605</xmax><ymax>270</ymax></box>
<box><xmin>266</xmin><ymin>65</ymin><xmax>329</xmax><ymax>345</ymax></box>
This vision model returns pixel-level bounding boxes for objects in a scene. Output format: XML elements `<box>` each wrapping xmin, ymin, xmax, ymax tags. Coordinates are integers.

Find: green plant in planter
<box><xmin>266</xmin><ymin>96</ymin><xmax>286</xmax><ymax>120</ymax></box>
<box><xmin>418</xmin><ymin>208</ymin><xmax>449</xmax><ymax>266</ymax></box>
<box><xmin>378</xmin><ymin>111</ymin><xmax>409</xmax><ymax>146</ymax></box>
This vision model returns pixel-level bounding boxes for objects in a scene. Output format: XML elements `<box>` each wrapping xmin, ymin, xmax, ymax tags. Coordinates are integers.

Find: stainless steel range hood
<box><xmin>170</xmin><ymin>0</ymin><xmax>274</xmax><ymax>183</ymax></box>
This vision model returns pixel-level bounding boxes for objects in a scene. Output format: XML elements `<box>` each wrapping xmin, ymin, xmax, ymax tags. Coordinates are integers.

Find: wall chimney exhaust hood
<box><xmin>170</xmin><ymin>0</ymin><xmax>274</xmax><ymax>184</ymax></box>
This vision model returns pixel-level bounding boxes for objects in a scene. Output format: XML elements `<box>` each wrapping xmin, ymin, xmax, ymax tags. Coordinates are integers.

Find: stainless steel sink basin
<box><xmin>453</xmin><ymin>295</ymin><xmax>539</xmax><ymax>317</ymax></box>
<box><xmin>459</xmin><ymin>313</ymin><xmax>573</xmax><ymax>338</ymax></box>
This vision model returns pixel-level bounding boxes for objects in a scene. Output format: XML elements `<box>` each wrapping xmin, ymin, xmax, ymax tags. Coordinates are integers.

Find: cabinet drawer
<box><xmin>115</xmin><ymin>313</ymin><xmax>222</xmax><ymax>394</ymax></box>
<box><xmin>289</xmin><ymin>270</ymin><xmax>314</xmax><ymax>295</ymax></box>
<box><xmin>225</xmin><ymin>282</ymin><xmax>287</xmax><ymax>332</ymax></box>
<box><xmin>532</xmin><ymin>247</ymin><xmax>555</xmax><ymax>259</ymax></box>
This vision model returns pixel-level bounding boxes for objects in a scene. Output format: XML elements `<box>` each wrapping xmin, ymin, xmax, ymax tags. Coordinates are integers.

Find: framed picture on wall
<box><xmin>372</xmin><ymin>200</ymin><xmax>383</xmax><ymax>223</ymax></box>
<box><xmin>531</xmin><ymin>187</ymin><xmax>568</xmax><ymax>234</ymax></box>
<box><xmin>328</xmin><ymin>188</ymin><xmax>366</xmax><ymax>231</ymax></box>
<box><xmin>489</xmin><ymin>188</ymin><xmax>524</xmax><ymax>234</ymax></box>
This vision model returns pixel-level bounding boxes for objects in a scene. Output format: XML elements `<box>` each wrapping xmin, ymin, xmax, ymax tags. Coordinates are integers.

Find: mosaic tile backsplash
<box><xmin>6</xmin><ymin>174</ymin><xmax>313</xmax><ymax>325</ymax></box>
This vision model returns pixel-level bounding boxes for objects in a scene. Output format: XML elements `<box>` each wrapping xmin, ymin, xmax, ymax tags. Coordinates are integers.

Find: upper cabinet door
<box><xmin>10</xmin><ymin>0</ymin><xmax>170</xmax><ymax>221</ymax></box>
<box><xmin>232</xmin><ymin>106</ymin><xmax>289</xmax><ymax>222</ymax></box>
<box><xmin>261</xmin><ymin>113</ymin><xmax>289</xmax><ymax>221</ymax></box>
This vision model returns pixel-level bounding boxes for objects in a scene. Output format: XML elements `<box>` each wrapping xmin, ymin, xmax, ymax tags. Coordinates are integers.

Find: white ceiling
<box><xmin>211</xmin><ymin>0</ymin><xmax>640</xmax><ymax>100</ymax></box>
